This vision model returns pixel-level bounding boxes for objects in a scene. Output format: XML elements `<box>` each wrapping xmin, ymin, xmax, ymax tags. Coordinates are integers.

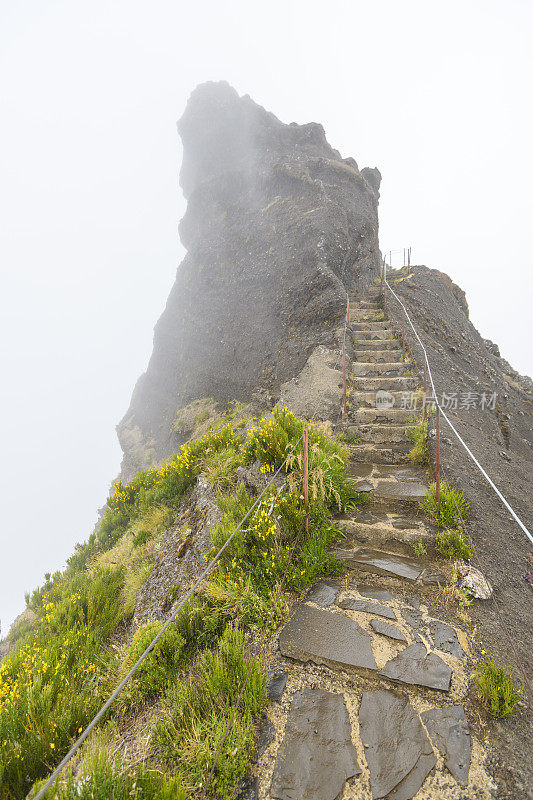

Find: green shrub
<box><xmin>31</xmin><ymin>737</ymin><xmax>187</xmax><ymax>799</ymax></box>
<box><xmin>474</xmin><ymin>657</ymin><xmax>522</xmax><ymax>716</ymax></box>
<box><xmin>0</xmin><ymin>568</ymin><xmax>125</xmax><ymax>798</ymax></box>
<box><xmin>133</xmin><ymin>529</ymin><xmax>151</xmax><ymax>548</ymax></box>
<box><xmin>412</xmin><ymin>539</ymin><xmax>428</xmax><ymax>557</ymax></box>
<box><xmin>197</xmin><ymin>444</ymin><xmax>241</xmax><ymax>489</ymax></box>
<box><xmin>154</xmin><ymin>624</ymin><xmax>265</xmax><ymax>798</ymax></box>
<box><xmin>406</xmin><ymin>419</ymin><xmax>428</xmax><ymax>464</ymax></box>
<box><xmin>422</xmin><ymin>481</ymin><xmax>469</xmax><ymax>527</ymax></box>
<box><xmin>436</xmin><ymin>528</ymin><xmax>473</xmax><ymax>560</ymax></box>
<box><xmin>121</xmin><ymin>621</ymin><xmax>184</xmax><ymax>703</ymax></box>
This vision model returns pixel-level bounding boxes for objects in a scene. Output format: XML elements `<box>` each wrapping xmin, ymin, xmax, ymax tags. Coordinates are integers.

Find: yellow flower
<box><xmin>50</xmin><ymin>742</ymin><xmax>55</xmax><ymax>749</ymax></box>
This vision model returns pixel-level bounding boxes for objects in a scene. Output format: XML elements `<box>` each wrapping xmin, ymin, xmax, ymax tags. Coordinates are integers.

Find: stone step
<box><xmin>355</xmin><ymin>299</ymin><xmax>382</xmax><ymax>309</ymax></box>
<box><xmin>332</xmin><ymin>546</ymin><xmax>424</xmax><ymax>582</ymax></box>
<box><xmin>332</xmin><ymin>546</ymin><xmax>446</xmax><ymax>588</ymax></box>
<box><xmin>352</xmin><ymin>329</ymin><xmax>394</xmax><ymax>342</ymax></box>
<box><xmin>352</xmin><ymin>320</ymin><xmax>392</xmax><ymax>330</ymax></box>
<box><xmin>349</xmin><ymin>443</ymin><xmax>412</xmax><ymax>464</ymax></box>
<box><xmin>351</xmin><ymin>407</ymin><xmax>416</xmax><ymax>424</ymax></box>
<box><xmin>352</xmin><ymin>390</ymin><xmax>413</xmax><ymax>408</ymax></box>
<box><xmin>350</xmin><ymin>310</ymin><xmax>386</xmax><ymax>322</ymax></box>
<box><xmin>354</xmin><ymin>349</ymin><xmax>404</xmax><ymax>363</ymax></box>
<box><xmin>356</xmin><ymin>423</ymin><xmax>416</xmax><ymax>444</ymax></box>
<box><xmin>354</xmin><ymin>339</ymin><xmax>400</xmax><ymax>351</ymax></box>
<box><xmin>352</xmin><ymin>362</ymin><xmax>408</xmax><ymax>377</ymax></box>
<box><xmin>351</xmin><ymin>376</ymin><xmax>418</xmax><ymax>391</ymax></box>
<box><xmin>336</xmin><ymin>504</ymin><xmax>431</xmax><ymax>547</ymax></box>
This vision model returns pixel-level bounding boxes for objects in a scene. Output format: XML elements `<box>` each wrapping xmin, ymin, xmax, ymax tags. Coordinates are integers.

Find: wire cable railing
<box><xmin>382</xmin><ymin>262</ymin><xmax>532</xmax><ymax>546</ymax></box>
<box><xmin>30</xmin><ymin>296</ymin><xmax>351</xmax><ymax>800</ymax></box>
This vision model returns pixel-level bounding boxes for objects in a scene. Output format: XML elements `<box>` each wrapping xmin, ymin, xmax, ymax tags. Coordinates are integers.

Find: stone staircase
<box><xmin>253</xmin><ymin>289</ymin><xmax>494</xmax><ymax>800</ymax></box>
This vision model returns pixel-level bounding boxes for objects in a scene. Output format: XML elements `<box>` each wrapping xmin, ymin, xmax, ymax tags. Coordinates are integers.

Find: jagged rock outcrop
<box><xmin>118</xmin><ymin>81</ymin><xmax>381</xmax><ymax>478</ymax></box>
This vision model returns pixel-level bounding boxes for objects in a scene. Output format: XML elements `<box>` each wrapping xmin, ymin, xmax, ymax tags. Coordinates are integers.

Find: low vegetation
<box><xmin>422</xmin><ymin>481</ymin><xmax>469</xmax><ymax>528</ymax></box>
<box><xmin>474</xmin><ymin>656</ymin><xmax>522</xmax><ymax>716</ymax></box>
<box><xmin>406</xmin><ymin>417</ymin><xmax>429</xmax><ymax>464</ymax></box>
<box><xmin>436</xmin><ymin>527</ymin><xmax>474</xmax><ymax>560</ymax></box>
<box><xmin>1</xmin><ymin>405</ymin><xmax>362</xmax><ymax>799</ymax></box>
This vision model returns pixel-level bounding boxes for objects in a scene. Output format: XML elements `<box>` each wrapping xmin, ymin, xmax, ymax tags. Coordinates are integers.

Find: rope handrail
<box><xmin>30</xmin><ymin>296</ymin><xmax>350</xmax><ymax>800</ymax></box>
<box><xmin>383</xmin><ymin>263</ymin><xmax>533</xmax><ymax>546</ymax></box>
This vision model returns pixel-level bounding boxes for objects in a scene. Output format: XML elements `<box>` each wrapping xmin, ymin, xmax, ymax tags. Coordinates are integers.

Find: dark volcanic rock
<box><xmin>359</xmin><ymin>690</ymin><xmax>436</xmax><ymax>799</ymax></box>
<box><xmin>359</xmin><ymin>587</ymin><xmax>394</xmax><ymax>601</ymax></box>
<box><xmin>379</xmin><ymin>643</ymin><xmax>452</xmax><ymax>691</ymax></box>
<box><xmin>266</xmin><ymin>669</ymin><xmax>288</xmax><ymax>702</ymax></box>
<box><xmin>117</xmin><ymin>81</ymin><xmax>381</xmax><ymax>477</ymax></box>
<box><xmin>256</xmin><ymin>714</ymin><xmax>275</xmax><ymax>758</ymax></box>
<box><xmin>305</xmin><ymin>579</ymin><xmax>340</xmax><ymax>607</ymax></box>
<box><xmin>337</xmin><ymin>595</ymin><xmax>397</xmax><ymax>620</ymax></box>
<box><xmin>422</xmin><ymin>706</ymin><xmax>471</xmax><ymax>787</ymax></box>
<box><xmin>335</xmin><ymin>548</ymin><xmax>423</xmax><ymax>581</ymax></box>
<box><xmin>271</xmin><ymin>687</ymin><xmax>360</xmax><ymax>800</ymax></box>
<box><xmin>278</xmin><ymin>603</ymin><xmax>377</xmax><ymax>671</ymax></box>
<box><xmin>429</xmin><ymin>620</ymin><xmax>465</xmax><ymax>659</ymax></box>
<box><xmin>370</xmin><ymin>618</ymin><xmax>407</xmax><ymax>642</ymax></box>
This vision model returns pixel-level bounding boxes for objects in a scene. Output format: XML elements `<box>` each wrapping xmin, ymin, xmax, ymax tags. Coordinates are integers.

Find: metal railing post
<box><xmin>303</xmin><ymin>427</ymin><xmax>309</xmax><ymax>533</ymax></box>
<box><xmin>423</xmin><ymin>361</ymin><xmax>427</xmax><ymax>419</ymax></box>
<box><xmin>436</xmin><ymin>406</ymin><xmax>441</xmax><ymax>512</ymax></box>
<box><xmin>342</xmin><ymin>339</ymin><xmax>347</xmax><ymax>418</ymax></box>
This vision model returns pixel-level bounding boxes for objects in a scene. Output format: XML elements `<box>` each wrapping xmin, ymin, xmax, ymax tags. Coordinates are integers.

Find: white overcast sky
<box><xmin>1</xmin><ymin>0</ymin><xmax>532</xmax><ymax>633</ymax></box>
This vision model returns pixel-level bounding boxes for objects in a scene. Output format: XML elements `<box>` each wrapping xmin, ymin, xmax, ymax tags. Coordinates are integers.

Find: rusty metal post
<box><xmin>436</xmin><ymin>406</ymin><xmax>441</xmax><ymax>512</ymax></box>
<box><xmin>342</xmin><ymin>339</ymin><xmax>347</xmax><ymax>417</ymax></box>
<box><xmin>423</xmin><ymin>361</ymin><xmax>427</xmax><ymax>419</ymax></box>
<box><xmin>303</xmin><ymin>427</ymin><xmax>309</xmax><ymax>533</ymax></box>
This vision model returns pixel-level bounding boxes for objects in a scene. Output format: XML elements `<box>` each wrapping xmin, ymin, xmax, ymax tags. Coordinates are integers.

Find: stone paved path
<box><xmin>254</xmin><ymin>288</ymin><xmax>495</xmax><ymax>800</ymax></box>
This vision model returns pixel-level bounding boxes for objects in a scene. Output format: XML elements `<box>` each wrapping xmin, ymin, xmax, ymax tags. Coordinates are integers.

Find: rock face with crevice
<box><xmin>117</xmin><ymin>81</ymin><xmax>381</xmax><ymax>478</ymax></box>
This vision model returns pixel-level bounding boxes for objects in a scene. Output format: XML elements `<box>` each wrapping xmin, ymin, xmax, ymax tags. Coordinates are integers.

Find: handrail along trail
<box><xmin>30</xmin><ymin>297</ymin><xmax>351</xmax><ymax>800</ymax></box>
<box><xmin>383</xmin><ymin>262</ymin><xmax>532</xmax><ymax>546</ymax></box>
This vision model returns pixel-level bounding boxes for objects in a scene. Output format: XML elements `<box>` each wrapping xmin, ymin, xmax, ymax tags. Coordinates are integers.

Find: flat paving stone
<box><xmin>352</xmin><ymin>480</ymin><xmax>374</xmax><ymax>492</ymax></box>
<box><xmin>257</xmin><ymin>714</ymin><xmax>275</xmax><ymax>757</ymax></box>
<box><xmin>359</xmin><ymin>690</ymin><xmax>436</xmax><ymax>799</ymax></box>
<box><xmin>335</xmin><ymin>548</ymin><xmax>423</xmax><ymax>581</ymax></box>
<box><xmin>266</xmin><ymin>670</ymin><xmax>288</xmax><ymax>702</ymax></box>
<box><xmin>421</xmin><ymin>705</ymin><xmax>471</xmax><ymax>787</ymax></box>
<box><xmin>392</xmin><ymin>518</ymin><xmax>421</xmax><ymax>530</ymax></box>
<box><xmin>338</xmin><ymin>595</ymin><xmax>397</xmax><ymax>620</ymax></box>
<box><xmin>271</xmin><ymin>687</ymin><xmax>361</xmax><ymax>800</ymax></box>
<box><xmin>305</xmin><ymin>579</ymin><xmax>340</xmax><ymax>608</ymax></box>
<box><xmin>373</xmin><ymin>481</ymin><xmax>427</xmax><ymax>500</ymax></box>
<box><xmin>278</xmin><ymin>603</ymin><xmax>377</xmax><ymax>672</ymax></box>
<box><xmin>370</xmin><ymin>618</ymin><xmax>407</xmax><ymax>642</ymax></box>
<box><xmin>429</xmin><ymin>621</ymin><xmax>465</xmax><ymax>660</ymax></box>
<box><xmin>349</xmin><ymin>463</ymin><xmax>374</xmax><ymax>478</ymax></box>
<box><xmin>358</xmin><ymin>586</ymin><xmax>394</xmax><ymax>601</ymax></box>
<box><xmin>401</xmin><ymin>608</ymin><xmax>424</xmax><ymax>629</ymax></box>
<box><xmin>379</xmin><ymin>643</ymin><xmax>452</xmax><ymax>691</ymax></box>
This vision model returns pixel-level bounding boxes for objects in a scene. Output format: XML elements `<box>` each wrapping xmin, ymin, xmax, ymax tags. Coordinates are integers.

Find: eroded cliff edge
<box><xmin>117</xmin><ymin>81</ymin><xmax>381</xmax><ymax>478</ymax></box>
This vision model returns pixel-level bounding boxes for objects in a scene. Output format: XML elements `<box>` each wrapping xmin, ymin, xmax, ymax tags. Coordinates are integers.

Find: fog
<box><xmin>1</xmin><ymin>0</ymin><xmax>531</xmax><ymax>633</ymax></box>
